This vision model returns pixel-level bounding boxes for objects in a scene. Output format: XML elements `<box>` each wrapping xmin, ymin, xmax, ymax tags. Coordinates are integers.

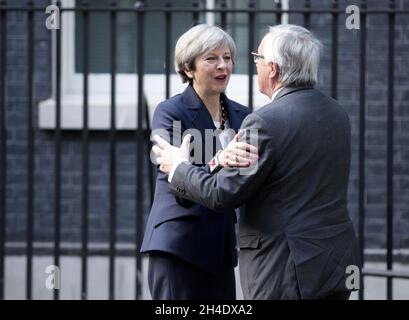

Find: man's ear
<box><xmin>268</xmin><ymin>62</ymin><xmax>279</xmax><ymax>79</ymax></box>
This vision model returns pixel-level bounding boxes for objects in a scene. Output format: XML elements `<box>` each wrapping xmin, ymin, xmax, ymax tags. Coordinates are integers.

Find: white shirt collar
<box><xmin>270</xmin><ymin>87</ymin><xmax>284</xmax><ymax>102</ymax></box>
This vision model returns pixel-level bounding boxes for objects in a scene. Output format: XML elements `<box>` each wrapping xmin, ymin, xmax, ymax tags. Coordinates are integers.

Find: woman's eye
<box><xmin>206</xmin><ymin>57</ymin><xmax>216</xmax><ymax>61</ymax></box>
<box><xmin>224</xmin><ymin>56</ymin><xmax>231</xmax><ymax>60</ymax></box>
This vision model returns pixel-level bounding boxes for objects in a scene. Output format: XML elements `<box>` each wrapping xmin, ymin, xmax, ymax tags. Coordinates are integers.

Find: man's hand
<box><xmin>152</xmin><ymin>134</ymin><xmax>192</xmax><ymax>175</ymax></box>
<box><xmin>218</xmin><ymin>130</ymin><xmax>259</xmax><ymax>167</ymax></box>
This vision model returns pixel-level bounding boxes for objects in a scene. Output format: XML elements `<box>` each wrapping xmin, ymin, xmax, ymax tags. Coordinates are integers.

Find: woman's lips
<box><xmin>215</xmin><ymin>75</ymin><xmax>227</xmax><ymax>81</ymax></box>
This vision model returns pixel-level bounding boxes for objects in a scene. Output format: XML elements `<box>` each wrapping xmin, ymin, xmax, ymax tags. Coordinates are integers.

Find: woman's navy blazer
<box><xmin>140</xmin><ymin>84</ymin><xmax>250</xmax><ymax>275</ymax></box>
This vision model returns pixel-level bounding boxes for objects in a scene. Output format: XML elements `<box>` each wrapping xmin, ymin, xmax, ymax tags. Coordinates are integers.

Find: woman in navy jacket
<box><xmin>140</xmin><ymin>24</ymin><xmax>254</xmax><ymax>299</ymax></box>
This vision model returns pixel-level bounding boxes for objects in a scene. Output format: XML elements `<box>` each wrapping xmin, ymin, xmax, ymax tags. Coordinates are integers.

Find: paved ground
<box><xmin>3</xmin><ymin>256</ymin><xmax>409</xmax><ymax>300</ymax></box>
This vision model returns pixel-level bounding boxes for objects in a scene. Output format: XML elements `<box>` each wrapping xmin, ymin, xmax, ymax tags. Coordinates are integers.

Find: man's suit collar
<box><xmin>272</xmin><ymin>85</ymin><xmax>313</xmax><ymax>102</ymax></box>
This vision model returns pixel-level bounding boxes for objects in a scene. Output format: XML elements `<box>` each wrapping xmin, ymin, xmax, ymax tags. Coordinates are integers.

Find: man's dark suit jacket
<box><xmin>140</xmin><ymin>84</ymin><xmax>250</xmax><ymax>275</ymax></box>
<box><xmin>170</xmin><ymin>86</ymin><xmax>362</xmax><ymax>299</ymax></box>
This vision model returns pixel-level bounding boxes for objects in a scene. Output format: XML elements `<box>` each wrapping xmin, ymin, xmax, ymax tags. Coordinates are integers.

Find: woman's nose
<box><xmin>217</xmin><ymin>57</ymin><xmax>226</xmax><ymax>69</ymax></box>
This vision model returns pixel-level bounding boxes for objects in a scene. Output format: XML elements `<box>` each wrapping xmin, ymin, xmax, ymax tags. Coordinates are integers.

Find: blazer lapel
<box><xmin>220</xmin><ymin>94</ymin><xmax>245</xmax><ymax>148</ymax></box>
<box><xmin>222</xmin><ymin>93</ymin><xmax>242</xmax><ymax>132</ymax></box>
<box><xmin>181</xmin><ymin>85</ymin><xmax>216</xmax><ymax>161</ymax></box>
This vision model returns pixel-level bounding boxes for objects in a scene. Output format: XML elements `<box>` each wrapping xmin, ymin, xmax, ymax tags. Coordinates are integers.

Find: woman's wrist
<box><xmin>208</xmin><ymin>149</ymin><xmax>224</xmax><ymax>173</ymax></box>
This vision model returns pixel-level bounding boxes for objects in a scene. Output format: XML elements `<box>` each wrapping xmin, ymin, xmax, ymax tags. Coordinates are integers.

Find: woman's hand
<box><xmin>218</xmin><ymin>131</ymin><xmax>259</xmax><ymax>168</ymax></box>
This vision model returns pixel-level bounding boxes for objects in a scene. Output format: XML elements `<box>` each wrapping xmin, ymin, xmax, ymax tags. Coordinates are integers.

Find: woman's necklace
<box><xmin>219</xmin><ymin>97</ymin><xmax>228</xmax><ymax>130</ymax></box>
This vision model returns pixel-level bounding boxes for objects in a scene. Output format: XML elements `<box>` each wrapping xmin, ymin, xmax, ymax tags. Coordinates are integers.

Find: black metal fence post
<box><xmin>26</xmin><ymin>0</ymin><xmax>34</xmax><ymax>300</ymax></box>
<box><xmin>358</xmin><ymin>0</ymin><xmax>367</xmax><ymax>302</ymax></box>
<box><xmin>109</xmin><ymin>0</ymin><xmax>118</xmax><ymax>300</ymax></box>
<box><xmin>248</xmin><ymin>0</ymin><xmax>255</xmax><ymax>111</ymax></box>
<box><xmin>53</xmin><ymin>0</ymin><xmax>62</xmax><ymax>301</ymax></box>
<box><xmin>0</xmin><ymin>0</ymin><xmax>7</xmax><ymax>301</ymax></box>
<box><xmin>135</xmin><ymin>0</ymin><xmax>145</xmax><ymax>300</ymax></box>
<box><xmin>164</xmin><ymin>0</ymin><xmax>171</xmax><ymax>99</ymax></box>
<box><xmin>275</xmin><ymin>0</ymin><xmax>282</xmax><ymax>24</ymax></box>
<box><xmin>220</xmin><ymin>0</ymin><xmax>227</xmax><ymax>30</ymax></box>
<box><xmin>304</xmin><ymin>0</ymin><xmax>311</xmax><ymax>29</ymax></box>
<box><xmin>331</xmin><ymin>0</ymin><xmax>338</xmax><ymax>99</ymax></box>
<box><xmin>386</xmin><ymin>0</ymin><xmax>396</xmax><ymax>301</ymax></box>
<box><xmin>192</xmin><ymin>0</ymin><xmax>200</xmax><ymax>26</ymax></box>
<box><xmin>81</xmin><ymin>0</ymin><xmax>90</xmax><ymax>301</ymax></box>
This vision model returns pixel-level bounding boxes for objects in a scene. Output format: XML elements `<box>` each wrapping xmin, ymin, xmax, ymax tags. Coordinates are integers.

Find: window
<box><xmin>39</xmin><ymin>0</ymin><xmax>288</xmax><ymax>129</ymax></box>
<box><xmin>74</xmin><ymin>0</ymin><xmax>195</xmax><ymax>74</ymax></box>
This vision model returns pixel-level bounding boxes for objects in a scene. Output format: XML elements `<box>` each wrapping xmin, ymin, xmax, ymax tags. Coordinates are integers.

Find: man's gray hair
<box><xmin>175</xmin><ymin>24</ymin><xmax>236</xmax><ymax>83</ymax></box>
<box><xmin>263</xmin><ymin>24</ymin><xmax>323</xmax><ymax>87</ymax></box>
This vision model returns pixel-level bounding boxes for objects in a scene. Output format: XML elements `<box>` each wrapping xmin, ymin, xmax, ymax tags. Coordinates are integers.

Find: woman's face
<box><xmin>186</xmin><ymin>45</ymin><xmax>233</xmax><ymax>97</ymax></box>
